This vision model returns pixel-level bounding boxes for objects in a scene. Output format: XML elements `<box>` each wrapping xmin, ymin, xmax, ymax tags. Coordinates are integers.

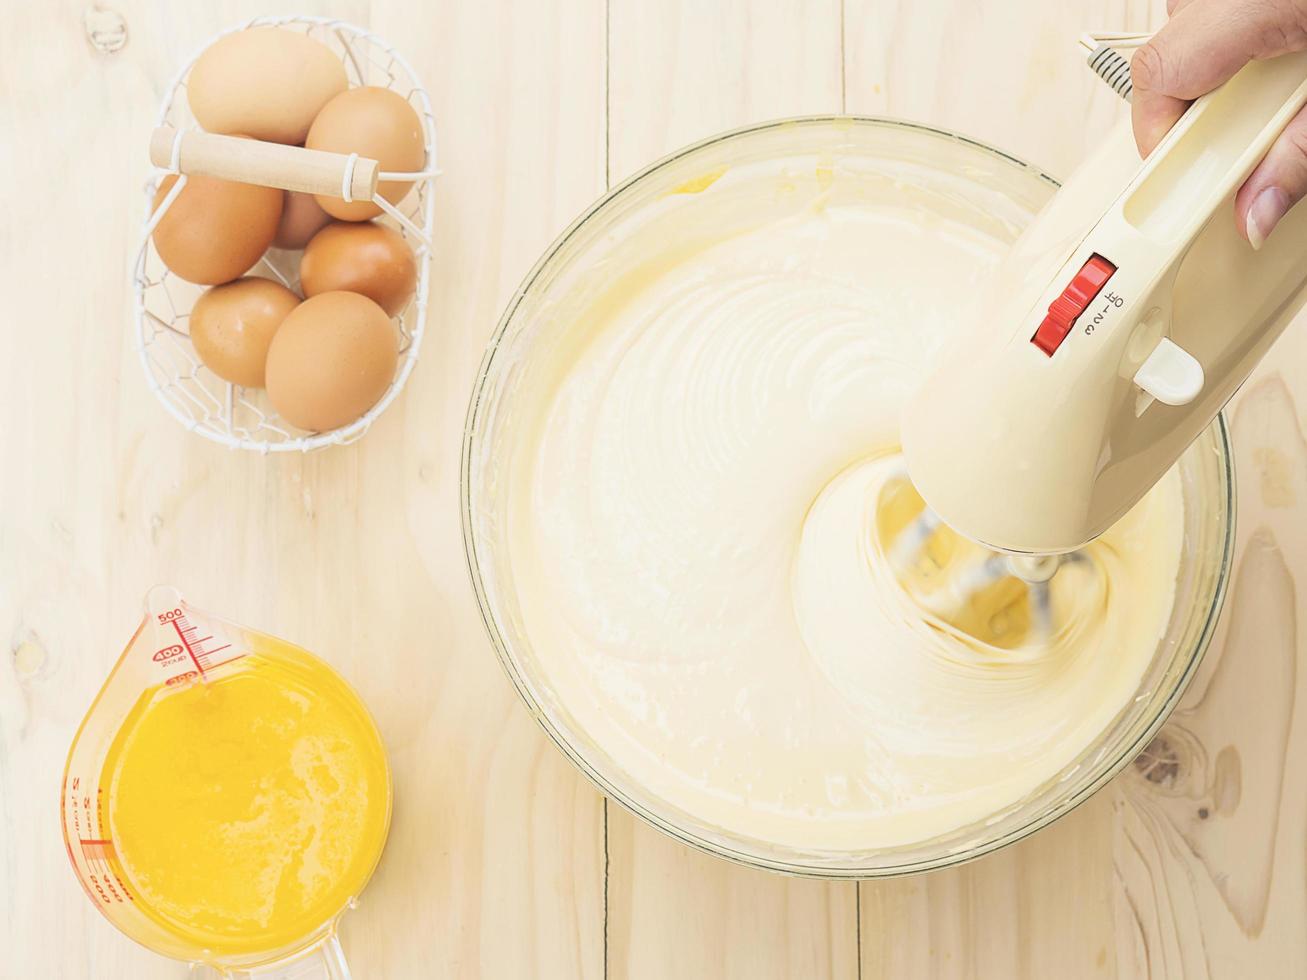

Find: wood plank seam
<box><xmin>839</xmin><ymin>0</ymin><xmax>847</xmax><ymax>113</ymax></box>
<box><xmin>603</xmin><ymin>2</ymin><xmax>613</xmax><ymax>977</ymax></box>
<box><xmin>841</xmin><ymin>3</ymin><xmax>862</xmax><ymax>977</ymax></box>
<box><xmin>604</xmin><ymin>799</ymin><xmax>611</xmax><ymax>980</ymax></box>
<box><xmin>855</xmin><ymin>886</ymin><xmax>862</xmax><ymax>980</ymax></box>
<box><xmin>605</xmin><ymin>0</ymin><xmax>613</xmax><ymax>189</ymax></box>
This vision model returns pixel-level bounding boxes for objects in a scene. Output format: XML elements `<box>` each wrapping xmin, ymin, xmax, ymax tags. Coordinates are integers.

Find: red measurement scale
<box><xmin>153</xmin><ymin>604</ymin><xmax>243</xmax><ymax>681</ymax></box>
<box><xmin>62</xmin><ymin>779</ymin><xmax>134</xmax><ymax>909</ymax></box>
<box><xmin>62</xmin><ymin>587</ymin><xmax>250</xmax><ymax>919</ymax></box>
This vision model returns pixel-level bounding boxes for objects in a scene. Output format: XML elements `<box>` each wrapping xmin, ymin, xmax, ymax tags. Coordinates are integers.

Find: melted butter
<box><xmin>103</xmin><ymin>647</ymin><xmax>390</xmax><ymax>957</ymax></box>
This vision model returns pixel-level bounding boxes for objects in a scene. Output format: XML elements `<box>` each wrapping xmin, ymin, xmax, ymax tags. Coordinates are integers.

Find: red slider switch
<box><xmin>1031</xmin><ymin>254</ymin><xmax>1116</xmax><ymax>356</ymax></box>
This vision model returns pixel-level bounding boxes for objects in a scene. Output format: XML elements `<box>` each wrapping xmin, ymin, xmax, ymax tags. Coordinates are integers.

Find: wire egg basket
<box><xmin>133</xmin><ymin>15</ymin><xmax>438</xmax><ymax>452</ymax></box>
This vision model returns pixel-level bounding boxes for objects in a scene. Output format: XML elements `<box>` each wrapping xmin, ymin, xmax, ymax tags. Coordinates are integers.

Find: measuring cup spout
<box><xmin>145</xmin><ymin>584</ymin><xmax>184</xmax><ymax>617</ymax></box>
<box><xmin>133</xmin><ymin>586</ymin><xmax>249</xmax><ymax>684</ymax></box>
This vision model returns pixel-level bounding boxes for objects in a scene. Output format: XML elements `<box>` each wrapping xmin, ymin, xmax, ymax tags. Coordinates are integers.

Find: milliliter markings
<box><xmin>158</xmin><ymin>608</ymin><xmax>241</xmax><ymax>680</ymax></box>
<box><xmin>1084</xmin><ymin>290</ymin><xmax>1125</xmax><ymax>335</ymax></box>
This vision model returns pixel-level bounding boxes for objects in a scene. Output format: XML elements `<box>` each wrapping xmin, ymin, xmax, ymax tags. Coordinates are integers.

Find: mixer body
<box><xmin>902</xmin><ymin>53</ymin><xmax>1307</xmax><ymax>554</ymax></box>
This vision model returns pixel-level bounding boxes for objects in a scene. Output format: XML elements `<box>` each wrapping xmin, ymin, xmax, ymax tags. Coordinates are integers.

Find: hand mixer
<box><xmin>894</xmin><ymin>39</ymin><xmax>1307</xmax><ymax>633</ymax></box>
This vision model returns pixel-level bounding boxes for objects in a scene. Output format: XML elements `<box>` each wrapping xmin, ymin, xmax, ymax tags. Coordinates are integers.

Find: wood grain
<box><xmin>608</xmin><ymin>0</ymin><xmax>844</xmax><ymax>182</ymax></box>
<box><xmin>1111</xmin><ymin>329</ymin><xmax>1307</xmax><ymax>980</ymax></box>
<box><xmin>607</xmin><ymin>819</ymin><xmax>859</xmax><ymax>980</ymax></box>
<box><xmin>0</xmin><ymin>1</ymin><xmax>606</xmax><ymax>977</ymax></box>
<box><xmin>5</xmin><ymin>1</ymin><xmax>1307</xmax><ymax>978</ymax></box>
<box><xmin>843</xmin><ymin>0</ymin><xmax>1167</xmax><ymax>177</ymax></box>
<box><xmin>860</xmin><ymin>796</ymin><xmax>1119</xmax><ymax>979</ymax></box>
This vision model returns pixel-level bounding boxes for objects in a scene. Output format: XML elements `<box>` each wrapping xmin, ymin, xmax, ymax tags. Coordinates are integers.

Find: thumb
<box><xmin>1236</xmin><ymin>104</ymin><xmax>1307</xmax><ymax>248</ymax></box>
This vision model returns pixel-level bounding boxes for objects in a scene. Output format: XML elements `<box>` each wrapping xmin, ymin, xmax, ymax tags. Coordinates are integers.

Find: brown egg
<box><xmin>265</xmin><ymin>292</ymin><xmax>398</xmax><ymax>431</ymax></box>
<box><xmin>152</xmin><ymin>174</ymin><xmax>282</xmax><ymax>285</ymax></box>
<box><xmin>187</xmin><ymin>29</ymin><xmax>347</xmax><ymax>145</ymax></box>
<box><xmin>274</xmin><ymin>191</ymin><xmax>333</xmax><ymax>249</ymax></box>
<box><xmin>189</xmin><ymin>278</ymin><xmax>300</xmax><ymax>387</ymax></box>
<box><xmin>305</xmin><ymin>87</ymin><xmax>425</xmax><ymax>221</ymax></box>
<box><xmin>300</xmin><ymin>222</ymin><xmax>418</xmax><ymax>316</ymax></box>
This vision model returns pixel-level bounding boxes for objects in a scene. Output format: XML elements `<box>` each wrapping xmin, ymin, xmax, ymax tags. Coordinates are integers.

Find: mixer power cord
<box><xmin>1079</xmin><ymin>31</ymin><xmax>1153</xmax><ymax>103</ymax></box>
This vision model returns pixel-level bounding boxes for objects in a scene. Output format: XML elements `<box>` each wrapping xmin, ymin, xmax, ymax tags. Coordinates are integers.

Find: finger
<box><xmin>1236</xmin><ymin>102</ymin><xmax>1307</xmax><ymax>248</ymax></box>
<box><xmin>1131</xmin><ymin>0</ymin><xmax>1297</xmax><ymax>156</ymax></box>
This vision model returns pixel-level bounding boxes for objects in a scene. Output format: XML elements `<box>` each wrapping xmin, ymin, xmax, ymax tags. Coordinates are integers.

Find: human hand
<box><xmin>1132</xmin><ymin>0</ymin><xmax>1307</xmax><ymax>247</ymax></box>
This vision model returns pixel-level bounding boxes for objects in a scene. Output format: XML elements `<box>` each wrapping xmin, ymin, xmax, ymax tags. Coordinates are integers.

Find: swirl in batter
<box><xmin>508</xmin><ymin>167</ymin><xmax>1184</xmax><ymax>852</ymax></box>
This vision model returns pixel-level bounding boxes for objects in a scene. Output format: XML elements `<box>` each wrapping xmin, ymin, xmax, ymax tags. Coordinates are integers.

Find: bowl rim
<box><xmin>460</xmin><ymin>114</ymin><xmax>1236</xmax><ymax>878</ymax></box>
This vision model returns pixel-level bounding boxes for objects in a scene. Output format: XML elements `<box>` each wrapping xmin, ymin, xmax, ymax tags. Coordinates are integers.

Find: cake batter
<box><xmin>505</xmin><ymin>159</ymin><xmax>1185</xmax><ymax>852</ymax></box>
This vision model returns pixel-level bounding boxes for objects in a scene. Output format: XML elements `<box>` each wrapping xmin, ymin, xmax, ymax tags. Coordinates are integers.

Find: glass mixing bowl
<box><xmin>461</xmin><ymin>117</ymin><xmax>1234</xmax><ymax>877</ymax></box>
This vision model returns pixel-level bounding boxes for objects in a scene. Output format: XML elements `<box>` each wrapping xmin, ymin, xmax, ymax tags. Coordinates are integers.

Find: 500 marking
<box><xmin>1084</xmin><ymin>290</ymin><xmax>1125</xmax><ymax>335</ymax></box>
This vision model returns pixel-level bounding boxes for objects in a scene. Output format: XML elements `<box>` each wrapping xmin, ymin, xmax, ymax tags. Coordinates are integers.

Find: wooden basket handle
<box><xmin>149</xmin><ymin>127</ymin><xmax>380</xmax><ymax>201</ymax></box>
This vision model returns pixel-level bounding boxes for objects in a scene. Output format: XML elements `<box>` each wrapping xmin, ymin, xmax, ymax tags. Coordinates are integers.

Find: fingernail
<box><xmin>1247</xmin><ymin>187</ymin><xmax>1290</xmax><ymax>250</ymax></box>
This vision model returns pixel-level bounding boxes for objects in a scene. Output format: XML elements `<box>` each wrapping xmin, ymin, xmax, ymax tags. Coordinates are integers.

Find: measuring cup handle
<box><xmin>149</xmin><ymin>126</ymin><xmax>379</xmax><ymax>202</ymax></box>
<box><xmin>191</xmin><ymin>932</ymin><xmax>353</xmax><ymax>979</ymax></box>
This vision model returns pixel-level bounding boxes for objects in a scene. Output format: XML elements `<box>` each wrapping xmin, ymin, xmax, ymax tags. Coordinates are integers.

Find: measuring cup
<box><xmin>61</xmin><ymin>587</ymin><xmax>391</xmax><ymax>978</ymax></box>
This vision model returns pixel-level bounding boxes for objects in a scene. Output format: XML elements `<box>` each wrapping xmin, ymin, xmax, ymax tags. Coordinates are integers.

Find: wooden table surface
<box><xmin>5</xmin><ymin>1</ymin><xmax>1307</xmax><ymax>977</ymax></box>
